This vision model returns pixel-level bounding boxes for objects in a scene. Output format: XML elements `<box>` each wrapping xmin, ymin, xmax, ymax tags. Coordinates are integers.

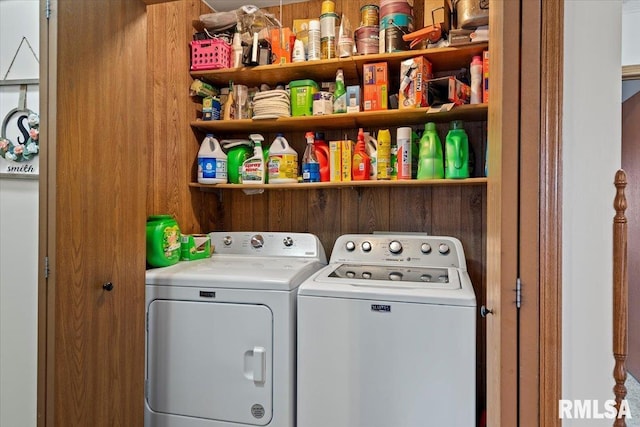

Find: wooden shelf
<box><xmin>191</xmin><ymin>104</ymin><xmax>487</xmax><ymax>133</ymax></box>
<box><xmin>190</xmin><ymin>177</ymin><xmax>487</xmax><ymax>192</ymax></box>
<box><xmin>190</xmin><ymin>42</ymin><xmax>489</xmax><ymax>87</ymax></box>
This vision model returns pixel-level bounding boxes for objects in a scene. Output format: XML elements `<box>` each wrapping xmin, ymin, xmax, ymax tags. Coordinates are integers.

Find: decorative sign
<box><xmin>0</xmin><ymin>109</ymin><xmax>39</xmax><ymax>175</ymax></box>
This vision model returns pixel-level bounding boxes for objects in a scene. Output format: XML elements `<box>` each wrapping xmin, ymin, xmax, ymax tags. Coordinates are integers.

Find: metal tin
<box><xmin>360</xmin><ymin>4</ymin><xmax>380</xmax><ymax>26</ymax></box>
<box><xmin>321</xmin><ymin>36</ymin><xmax>336</xmax><ymax>60</ymax></box>
<box><xmin>355</xmin><ymin>26</ymin><xmax>379</xmax><ymax>55</ymax></box>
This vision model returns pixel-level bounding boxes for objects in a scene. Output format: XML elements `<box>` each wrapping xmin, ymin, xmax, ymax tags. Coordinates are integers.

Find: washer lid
<box><xmin>146</xmin><ymin>256</ymin><xmax>326</xmax><ymax>291</ymax></box>
<box><xmin>299</xmin><ymin>264</ymin><xmax>476</xmax><ymax>306</ymax></box>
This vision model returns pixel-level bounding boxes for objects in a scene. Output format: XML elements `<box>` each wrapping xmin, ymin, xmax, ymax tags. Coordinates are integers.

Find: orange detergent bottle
<box><xmin>313</xmin><ymin>132</ymin><xmax>330</xmax><ymax>182</ymax></box>
<box><xmin>352</xmin><ymin>128</ymin><xmax>370</xmax><ymax>180</ymax></box>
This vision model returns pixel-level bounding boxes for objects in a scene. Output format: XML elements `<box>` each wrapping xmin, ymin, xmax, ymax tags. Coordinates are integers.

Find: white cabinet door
<box><xmin>147</xmin><ymin>300</ymin><xmax>273</xmax><ymax>425</ymax></box>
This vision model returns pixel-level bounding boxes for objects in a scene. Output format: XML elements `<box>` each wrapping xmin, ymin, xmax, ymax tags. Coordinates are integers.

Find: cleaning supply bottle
<box><xmin>417</xmin><ymin>122</ymin><xmax>444</xmax><ymax>179</ymax></box>
<box><xmin>333</xmin><ymin>68</ymin><xmax>347</xmax><ymax>113</ymax></box>
<box><xmin>396</xmin><ymin>126</ymin><xmax>412</xmax><ymax>180</ymax></box>
<box><xmin>197</xmin><ymin>134</ymin><xmax>227</xmax><ymax>184</ymax></box>
<box><xmin>241</xmin><ymin>134</ymin><xmax>266</xmax><ymax>184</ymax></box>
<box><xmin>376</xmin><ymin>129</ymin><xmax>391</xmax><ymax>180</ymax></box>
<box><xmin>351</xmin><ymin>128</ymin><xmax>370</xmax><ymax>180</ymax></box>
<box><xmin>222</xmin><ymin>139</ymin><xmax>252</xmax><ymax>184</ymax></box>
<box><xmin>268</xmin><ymin>133</ymin><xmax>298</xmax><ymax>183</ymax></box>
<box><xmin>445</xmin><ymin>120</ymin><xmax>470</xmax><ymax>179</ymax></box>
<box><xmin>470</xmin><ymin>55</ymin><xmax>483</xmax><ymax>105</ymax></box>
<box><xmin>313</xmin><ymin>132</ymin><xmax>330</xmax><ymax>182</ymax></box>
<box><xmin>302</xmin><ymin>131</ymin><xmax>320</xmax><ymax>182</ymax></box>
<box><xmin>364</xmin><ymin>131</ymin><xmax>377</xmax><ymax>180</ymax></box>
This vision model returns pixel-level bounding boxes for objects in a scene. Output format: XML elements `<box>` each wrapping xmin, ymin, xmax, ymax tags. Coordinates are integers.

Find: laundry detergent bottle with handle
<box><xmin>313</xmin><ymin>132</ymin><xmax>330</xmax><ymax>182</ymax></box>
<box><xmin>417</xmin><ymin>122</ymin><xmax>444</xmax><ymax>179</ymax></box>
<box><xmin>198</xmin><ymin>134</ymin><xmax>227</xmax><ymax>184</ymax></box>
<box><xmin>351</xmin><ymin>128</ymin><xmax>370</xmax><ymax>180</ymax></box>
<box><xmin>268</xmin><ymin>133</ymin><xmax>298</xmax><ymax>184</ymax></box>
<box><xmin>445</xmin><ymin>120</ymin><xmax>470</xmax><ymax>179</ymax></box>
<box><xmin>241</xmin><ymin>134</ymin><xmax>266</xmax><ymax>184</ymax></box>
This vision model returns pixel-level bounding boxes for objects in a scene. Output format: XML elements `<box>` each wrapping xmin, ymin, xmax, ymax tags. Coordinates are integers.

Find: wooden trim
<box><xmin>622</xmin><ymin>65</ymin><xmax>640</xmax><ymax>81</ymax></box>
<box><xmin>613</xmin><ymin>170</ymin><xmax>628</xmax><ymax>427</ymax></box>
<box><xmin>539</xmin><ymin>0</ymin><xmax>564</xmax><ymax>425</ymax></box>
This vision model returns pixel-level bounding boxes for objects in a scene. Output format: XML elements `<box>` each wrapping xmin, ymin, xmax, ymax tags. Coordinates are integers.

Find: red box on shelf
<box><xmin>190</xmin><ymin>39</ymin><xmax>231</xmax><ymax>71</ymax></box>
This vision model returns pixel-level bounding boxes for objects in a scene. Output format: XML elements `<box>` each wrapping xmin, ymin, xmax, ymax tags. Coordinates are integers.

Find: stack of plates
<box><xmin>252</xmin><ymin>89</ymin><xmax>291</xmax><ymax>120</ymax></box>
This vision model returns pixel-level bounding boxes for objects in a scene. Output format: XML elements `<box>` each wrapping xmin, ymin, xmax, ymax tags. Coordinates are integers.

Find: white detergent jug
<box><xmin>268</xmin><ymin>133</ymin><xmax>298</xmax><ymax>184</ymax></box>
<box><xmin>198</xmin><ymin>134</ymin><xmax>227</xmax><ymax>184</ymax></box>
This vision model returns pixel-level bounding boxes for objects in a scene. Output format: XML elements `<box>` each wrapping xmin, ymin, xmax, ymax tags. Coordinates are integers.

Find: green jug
<box><xmin>417</xmin><ymin>122</ymin><xmax>444</xmax><ymax>179</ymax></box>
<box><xmin>146</xmin><ymin>215</ymin><xmax>181</xmax><ymax>268</ymax></box>
<box><xmin>445</xmin><ymin>120</ymin><xmax>470</xmax><ymax>179</ymax></box>
<box><xmin>224</xmin><ymin>140</ymin><xmax>252</xmax><ymax>184</ymax></box>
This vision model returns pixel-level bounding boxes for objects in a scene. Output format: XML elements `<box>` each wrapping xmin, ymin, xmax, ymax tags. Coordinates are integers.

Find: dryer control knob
<box><xmin>362</xmin><ymin>271</ymin><xmax>372</xmax><ymax>279</ymax></box>
<box><xmin>283</xmin><ymin>236</ymin><xmax>294</xmax><ymax>247</ymax></box>
<box><xmin>389</xmin><ymin>271</ymin><xmax>403</xmax><ymax>281</ymax></box>
<box><xmin>421</xmin><ymin>243</ymin><xmax>432</xmax><ymax>254</ymax></box>
<box><xmin>223</xmin><ymin>236</ymin><xmax>233</xmax><ymax>246</ymax></box>
<box><xmin>251</xmin><ymin>234</ymin><xmax>264</xmax><ymax>249</ymax></box>
<box><xmin>438</xmin><ymin>243</ymin><xmax>450</xmax><ymax>254</ymax></box>
<box><xmin>389</xmin><ymin>240</ymin><xmax>403</xmax><ymax>254</ymax></box>
<box><xmin>361</xmin><ymin>241</ymin><xmax>372</xmax><ymax>252</ymax></box>
<box><xmin>345</xmin><ymin>241</ymin><xmax>356</xmax><ymax>251</ymax></box>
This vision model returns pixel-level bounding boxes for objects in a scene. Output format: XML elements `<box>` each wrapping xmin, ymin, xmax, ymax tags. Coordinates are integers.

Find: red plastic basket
<box><xmin>190</xmin><ymin>38</ymin><xmax>231</xmax><ymax>71</ymax></box>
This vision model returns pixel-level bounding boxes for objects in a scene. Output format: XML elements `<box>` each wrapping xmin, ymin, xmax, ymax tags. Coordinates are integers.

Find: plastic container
<box><xmin>333</xmin><ymin>69</ymin><xmax>347</xmax><ymax>113</ymax></box>
<box><xmin>146</xmin><ymin>215</ymin><xmax>181</xmax><ymax>267</ymax></box>
<box><xmin>445</xmin><ymin>120</ymin><xmax>470</xmax><ymax>179</ymax></box>
<box><xmin>241</xmin><ymin>134</ymin><xmax>266</xmax><ymax>184</ymax></box>
<box><xmin>197</xmin><ymin>134</ymin><xmax>227</xmax><ymax>184</ymax></box>
<box><xmin>302</xmin><ymin>131</ymin><xmax>321</xmax><ymax>182</ymax></box>
<box><xmin>470</xmin><ymin>55</ymin><xmax>483</xmax><ymax>104</ymax></box>
<box><xmin>190</xmin><ymin>39</ymin><xmax>231</xmax><ymax>71</ymax></box>
<box><xmin>313</xmin><ymin>132</ymin><xmax>331</xmax><ymax>182</ymax></box>
<box><xmin>290</xmin><ymin>80</ymin><xmax>319</xmax><ymax>116</ymax></box>
<box><xmin>308</xmin><ymin>20</ymin><xmax>322</xmax><ymax>61</ymax></box>
<box><xmin>223</xmin><ymin>140</ymin><xmax>252</xmax><ymax>184</ymax></box>
<box><xmin>376</xmin><ymin>129</ymin><xmax>391</xmax><ymax>179</ymax></box>
<box><xmin>417</xmin><ymin>122</ymin><xmax>444</xmax><ymax>179</ymax></box>
<box><xmin>268</xmin><ymin>133</ymin><xmax>298</xmax><ymax>183</ymax></box>
<box><xmin>396</xmin><ymin>127</ymin><xmax>412</xmax><ymax>180</ymax></box>
<box><xmin>352</xmin><ymin>128</ymin><xmax>370</xmax><ymax>180</ymax></box>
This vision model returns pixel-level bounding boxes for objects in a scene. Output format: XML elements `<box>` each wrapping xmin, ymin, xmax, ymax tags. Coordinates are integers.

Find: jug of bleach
<box><xmin>445</xmin><ymin>121</ymin><xmax>470</xmax><ymax>179</ymax></box>
<box><xmin>198</xmin><ymin>134</ymin><xmax>227</xmax><ymax>184</ymax></box>
<box><xmin>417</xmin><ymin>122</ymin><xmax>444</xmax><ymax>179</ymax></box>
<box><xmin>268</xmin><ymin>133</ymin><xmax>298</xmax><ymax>184</ymax></box>
<box><xmin>241</xmin><ymin>134</ymin><xmax>266</xmax><ymax>184</ymax></box>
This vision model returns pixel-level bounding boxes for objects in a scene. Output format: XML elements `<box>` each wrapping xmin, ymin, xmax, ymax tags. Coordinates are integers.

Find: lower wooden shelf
<box><xmin>190</xmin><ymin>177</ymin><xmax>487</xmax><ymax>192</ymax></box>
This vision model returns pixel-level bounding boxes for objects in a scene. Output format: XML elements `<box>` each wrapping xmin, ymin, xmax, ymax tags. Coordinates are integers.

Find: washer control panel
<box><xmin>210</xmin><ymin>232</ymin><xmax>326</xmax><ymax>259</ymax></box>
<box><xmin>331</xmin><ymin>234</ymin><xmax>466</xmax><ymax>269</ymax></box>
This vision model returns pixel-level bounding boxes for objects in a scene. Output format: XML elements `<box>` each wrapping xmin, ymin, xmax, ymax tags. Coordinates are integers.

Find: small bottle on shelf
<box><xmin>302</xmin><ymin>132</ymin><xmax>320</xmax><ymax>183</ymax></box>
<box><xmin>470</xmin><ymin>55</ymin><xmax>483</xmax><ymax>105</ymax></box>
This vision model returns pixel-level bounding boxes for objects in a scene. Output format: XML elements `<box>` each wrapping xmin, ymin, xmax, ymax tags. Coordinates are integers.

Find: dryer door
<box><xmin>147</xmin><ymin>300</ymin><xmax>273</xmax><ymax>425</ymax></box>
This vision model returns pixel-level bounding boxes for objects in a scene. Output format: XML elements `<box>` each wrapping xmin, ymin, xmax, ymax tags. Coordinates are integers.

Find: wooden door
<box><xmin>622</xmin><ymin>90</ymin><xmax>640</xmax><ymax>380</ymax></box>
<box><xmin>38</xmin><ymin>0</ymin><xmax>148</xmax><ymax>425</ymax></box>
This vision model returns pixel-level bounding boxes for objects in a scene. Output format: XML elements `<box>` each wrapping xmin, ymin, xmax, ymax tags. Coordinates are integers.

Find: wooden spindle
<box><xmin>613</xmin><ymin>169</ymin><xmax>628</xmax><ymax>427</ymax></box>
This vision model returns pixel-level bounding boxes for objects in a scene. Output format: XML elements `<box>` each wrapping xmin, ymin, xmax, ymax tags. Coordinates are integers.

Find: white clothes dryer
<box><xmin>297</xmin><ymin>234</ymin><xmax>476</xmax><ymax>427</ymax></box>
<box><xmin>145</xmin><ymin>232</ymin><xmax>326</xmax><ymax>427</ymax></box>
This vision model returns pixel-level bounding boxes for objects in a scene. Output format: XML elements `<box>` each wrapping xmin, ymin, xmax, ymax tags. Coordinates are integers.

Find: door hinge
<box><xmin>45</xmin><ymin>0</ymin><xmax>51</xmax><ymax>19</ymax></box>
<box><xmin>515</xmin><ymin>278</ymin><xmax>522</xmax><ymax>309</ymax></box>
<box><xmin>44</xmin><ymin>256</ymin><xmax>50</xmax><ymax>279</ymax></box>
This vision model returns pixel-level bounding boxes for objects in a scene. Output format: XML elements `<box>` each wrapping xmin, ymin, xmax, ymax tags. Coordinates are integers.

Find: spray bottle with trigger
<box><xmin>241</xmin><ymin>134</ymin><xmax>266</xmax><ymax>184</ymax></box>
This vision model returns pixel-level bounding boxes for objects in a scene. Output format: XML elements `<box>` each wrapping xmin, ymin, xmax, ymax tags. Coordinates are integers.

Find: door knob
<box><xmin>102</xmin><ymin>282</ymin><xmax>114</xmax><ymax>291</ymax></box>
<box><xmin>480</xmin><ymin>305</ymin><xmax>493</xmax><ymax>317</ymax></box>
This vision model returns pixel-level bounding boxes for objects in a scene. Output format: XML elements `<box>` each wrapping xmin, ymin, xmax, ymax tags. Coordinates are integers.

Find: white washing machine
<box><xmin>297</xmin><ymin>234</ymin><xmax>476</xmax><ymax>427</ymax></box>
<box><xmin>145</xmin><ymin>231</ymin><xmax>326</xmax><ymax>427</ymax></box>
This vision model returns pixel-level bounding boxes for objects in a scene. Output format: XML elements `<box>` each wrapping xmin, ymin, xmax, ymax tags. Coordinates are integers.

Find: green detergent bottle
<box><xmin>146</xmin><ymin>215</ymin><xmax>181</xmax><ymax>268</ymax></box>
<box><xmin>417</xmin><ymin>122</ymin><xmax>444</xmax><ymax>179</ymax></box>
<box><xmin>445</xmin><ymin>120</ymin><xmax>470</xmax><ymax>179</ymax></box>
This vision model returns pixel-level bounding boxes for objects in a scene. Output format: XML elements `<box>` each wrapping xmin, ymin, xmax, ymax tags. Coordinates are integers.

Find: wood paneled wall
<box><xmin>147</xmin><ymin>0</ymin><xmax>487</xmax><ymax>416</ymax></box>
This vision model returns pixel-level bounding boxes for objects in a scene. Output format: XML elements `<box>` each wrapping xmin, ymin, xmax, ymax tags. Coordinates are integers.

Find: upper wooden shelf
<box><xmin>191</xmin><ymin>104</ymin><xmax>487</xmax><ymax>133</ymax></box>
<box><xmin>190</xmin><ymin>42</ymin><xmax>489</xmax><ymax>87</ymax></box>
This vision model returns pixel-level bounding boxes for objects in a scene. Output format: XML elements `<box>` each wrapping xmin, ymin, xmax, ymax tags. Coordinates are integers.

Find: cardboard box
<box><xmin>483</xmin><ymin>50</ymin><xmax>489</xmax><ymax>104</ymax></box>
<box><xmin>399</xmin><ymin>56</ymin><xmax>434</xmax><ymax>109</ymax></box>
<box><xmin>270</xmin><ymin>27</ymin><xmax>294</xmax><ymax>64</ymax></box>
<box><xmin>341</xmin><ymin>140</ymin><xmax>352</xmax><ymax>182</ymax></box>
<box><xmin>363</xmin><ymin>62</ymin><xmax>388</xmax><ymax>111</ymax></box>
<box><xmin>427</xmin><ymin>76</ymin><xmax>470</xmax><ymax>106</ymax></box>
<box><xmin>329</xmin><ymin>140</ymin><xmax>342</xmax><ymax>182</ymax></box>
<box><xmin>293</xmin><ymin>19</ymin><xmax>311</xmax><ymax>51</ymax></box>
<box><xmin>423</xmin><ymin>0</ymin><xmax>451</xmax><ymax>32</ymax></box>
<box><xmin>346</xmin><ymin>85</ymin><xmax>361</xmax><ymax>113</ymax></box>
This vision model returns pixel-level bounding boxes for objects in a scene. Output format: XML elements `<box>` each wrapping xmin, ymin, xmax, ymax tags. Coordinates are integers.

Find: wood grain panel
<box><xmin>357</xmin><ymin>187</ymin><xmax>390</xmax><ymax>232</ymax></box>
<box><xmin>51</xmin><ymin>0</ymin><xmax>147</xmax><ymax>425</ymax></box>
<box><xmin>308</xmin><ymin>189</ymin><xmax>342</xmax><ymax>255</ymax></box>
<box><xmin>389</xmin><ymin>187</ymin><xmax>431</xmax><ymax>232</ymax></box>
